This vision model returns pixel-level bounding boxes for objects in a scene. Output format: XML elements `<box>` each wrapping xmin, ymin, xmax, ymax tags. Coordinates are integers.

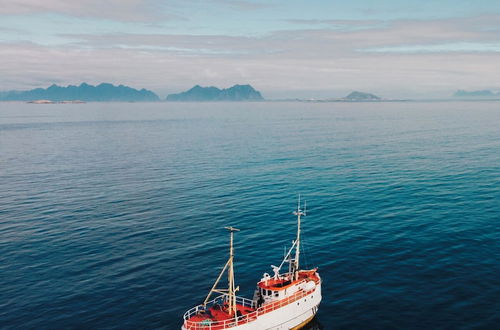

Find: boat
<box><xmin>181</xmin><ymin>198</ymin><xmax>322</xmax><ymax>329</ymax></box>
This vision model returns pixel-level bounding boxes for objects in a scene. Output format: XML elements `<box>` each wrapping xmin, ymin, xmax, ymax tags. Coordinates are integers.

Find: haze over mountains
<box><xmin>454</xmin><ymin>90</ymin><xmax>500</xmax><ymax>98</ymax></box>
<box><xmin>166</xmin><ymin>84</ymin><xmax>264</xmax><ymax>101</ymax></box>
<box><xmin>0</xmin><ymin>83</ymin><xmax>385</xmax><ymax>102</ymax></box>
<box><xmin>0</xmin><ymin>83</ymin><xmax>160</xmax><ymax>102</ymax></box>
<box><xmin>344</xmin><ymin>91</ymin><xmax>381</xmax><ymax>101</ymax></box>
<box><xmin>2</xmin><ymin>82</ymin><xmax>498</xmax><ymax>102</ymax></box>
<box><xmin>0</xmin><ymin>83</ymin><xmax>265</xmax><ymax>102</ymax></box>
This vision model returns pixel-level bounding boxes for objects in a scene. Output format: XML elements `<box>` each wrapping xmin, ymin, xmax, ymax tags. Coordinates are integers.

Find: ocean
<box><xmin>1</xmin><ymin>101</ymin><xmax>499</xmax><ymax>329</ymax></box>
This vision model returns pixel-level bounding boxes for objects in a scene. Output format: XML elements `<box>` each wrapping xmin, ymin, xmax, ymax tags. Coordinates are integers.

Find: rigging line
<box><xmin>301</xmin><ymin>237</ymin><xmax>310</xmax><ymax>270</ymax></box>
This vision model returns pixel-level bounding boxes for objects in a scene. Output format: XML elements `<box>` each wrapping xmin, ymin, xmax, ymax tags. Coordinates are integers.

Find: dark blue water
<box><xmin>1</xmin><ymin>101</ymin><xmax>499</xmax><ymax>329</ymax></box>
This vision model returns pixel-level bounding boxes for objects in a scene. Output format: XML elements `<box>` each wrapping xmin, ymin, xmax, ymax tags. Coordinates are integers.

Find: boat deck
<box><xmin>184</xmin><ymin>270</ymin><xmax>320</xmax><ymax>329</ymax></box>
<box><xmin>186</xmin><ymin>303</ymin><xmax>256</xmax><ymax>328</ymax></box>
<box><xmin>258</xmin><ymin>269</ymin><xmax>320</xmax><ymax>291</ymax></box>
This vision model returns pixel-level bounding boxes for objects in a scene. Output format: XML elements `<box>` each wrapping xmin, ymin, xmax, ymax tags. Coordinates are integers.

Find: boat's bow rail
<box><xmin>183</xmin><ymin>295</ymin><xmax>256</xmax><ymax>327</ymax></box>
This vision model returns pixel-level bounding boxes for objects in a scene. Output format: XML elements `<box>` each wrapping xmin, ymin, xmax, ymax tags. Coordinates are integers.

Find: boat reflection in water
<box><xmin>301</xmin><ymin>318</ymin><xmax>324</xmax><ymax>330</ymax></box>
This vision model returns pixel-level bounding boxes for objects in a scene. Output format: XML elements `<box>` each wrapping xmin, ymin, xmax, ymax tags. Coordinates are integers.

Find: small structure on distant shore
<box><xmin>27</xmin><ymin>99</ymin><xmax>86</xmax><ymax>104</ymax></box>
<box><xmin>28</xmin><ymin>100</ymin><xmax>55</xmax><ymax>104</ymax></box>
<box><xmin>59</xmin><ymin>100</ymin><xmax>85</xmax><ymax>104</ymax></box>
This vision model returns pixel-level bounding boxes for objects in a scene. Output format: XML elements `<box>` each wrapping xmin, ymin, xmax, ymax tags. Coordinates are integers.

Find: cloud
<box><xmin>363</xmin><ymin>42</ymin><xmax>500</xmax><ymax>54</ymax></box>
<box><xmin>284</xmin><ymin>18</ymin><xmax>387</xmax><ymax>31</ymax></box>
<box><xmin>1</xmin><ymin>14</ymin><xmax>500</xmax><ymax>98</ymax></box>
<box><xmin>2</xmin><ymin>37</ymin><xmax>499</xmax><ymax>99</ymax></box>
<box><xmin>58</xmin><ymin>14</ymin><xmax>500</xmax><ymax>59</ymax></box>
<box><xmin>0</xmin><ymin>0</ymin><xmax>181</xmax><ymax>22</ymax></box>
<box><xmin>212</xmin><ymin>0</ymin><xmax>271</xmax><ymax>10</ymax></box>
<box><xmin>58</xmin><ymin>32</ymin><xmax>290</xmax><ymax>59</ymax></box>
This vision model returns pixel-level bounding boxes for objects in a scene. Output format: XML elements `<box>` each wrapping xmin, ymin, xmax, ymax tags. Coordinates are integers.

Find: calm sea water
<box><xmin>1</xmin><ymin>101</ymin><xmax>499</xmax><ymax>329</ymax></box>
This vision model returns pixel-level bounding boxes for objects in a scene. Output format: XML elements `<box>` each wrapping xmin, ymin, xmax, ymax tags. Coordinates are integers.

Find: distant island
<box><xmin>167</xmin><ymin>84</ymin><xmax>264</xmax><ymax>101</ymax></box>
<box><xmin>279</xmin><ymin>91</ymin><xmax>387</xmax><ymax>102</ymax></box>
<box><xmin>0</xmin><ymin>83</ymin><xmax>160</xmax><ymax>102</ymax></box>
<box><xmin>343</xmin><ymin>91</ymin><xmax>381</xmax><ymax>101</ymax></box>
<box><xmin>454</xmin><ymin>90</ymin><xmax>500</xmax><ymax>98</ymax></box>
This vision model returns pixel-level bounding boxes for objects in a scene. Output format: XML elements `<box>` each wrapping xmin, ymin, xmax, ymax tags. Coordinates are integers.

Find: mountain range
<box><xmin>9</xmin><ymin>83</ymin><xmax>495</xmax><ymax>102</ymax></box>
<box><xmin>166</xmin><ymin>84</ymin><xmax>264</xmax><ymax>101</ymax></box>
<box><xmin>0</xmin><ymin>83</ymin><xmax>160</xmax><ymax>102</ymax></box>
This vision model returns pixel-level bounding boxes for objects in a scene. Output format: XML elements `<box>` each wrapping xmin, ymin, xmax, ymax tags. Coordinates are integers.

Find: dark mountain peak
<box><xmin>219</xmin><ymin>84</ymin><xmax>263</xmax><ymax>101</ymax></box>
<box><xmin>344</xmin><ymin>91</ymin><xmax>381</xmax><ymax>101</ymax></box>
<box><xmin>97</xmin><ymin>82</ymin><xmax>114</xmax><ymax>89</ymax></box>
<box><xmin>188</xmin><ymin>85</ymin><xmax>220</xmax><ymax>93</ymax></box>
<box><xmin>227</xmin><ymin>84</ymin><xmax>253</xmax><ymax>91</ymax></box>
<box><xmin>167</xmin><ymin>84</ymin><xmax>264</xmax><ymax>101</ymax></box>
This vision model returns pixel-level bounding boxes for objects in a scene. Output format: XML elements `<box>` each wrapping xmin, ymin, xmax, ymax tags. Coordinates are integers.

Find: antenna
<box><xmin>292</xmin><ymin>194</ymin><xmax>306</xmax><ymax>281</ymax></box>
<box><xmin>224</xmin><ymin>226</ymin><xmax>240</xmax><ymax>233</ymax></box>
<box><xmin>298</xmin><ymin>194</ymin><xmax>301</xmax><ymax>213</ymax></box>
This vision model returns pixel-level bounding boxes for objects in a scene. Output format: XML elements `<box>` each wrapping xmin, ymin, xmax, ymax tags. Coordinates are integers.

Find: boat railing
<box><xmin>183</xmin><ymin>282</ymin><xmax>317</xmax><ymax>329</ymax></box>
<box><xmin>182</xmin><ymin>295</ymin><xmax>256</xmax><ymax>324</ymax></box>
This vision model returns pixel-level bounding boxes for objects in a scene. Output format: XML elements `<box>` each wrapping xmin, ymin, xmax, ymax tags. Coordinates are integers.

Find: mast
<box><xmin>293</xmin><ymin>195</ymin><xmax>306</xmax><ymax>281</ymax></box>
<box><xmin>226</xmin><ymin>226</ymin><xmax>239</xmax><ymax>317</ymax></box>
<box><xmin>203</xmin><ymin>226</ymin><xmax>240</xmax><ymax>317</ymax></box>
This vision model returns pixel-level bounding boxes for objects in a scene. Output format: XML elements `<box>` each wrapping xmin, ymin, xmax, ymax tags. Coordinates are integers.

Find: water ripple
<box><xmin>1</xmin><ymin>101</ymin><xmax>499</xmax><ymax>329</ymax></box>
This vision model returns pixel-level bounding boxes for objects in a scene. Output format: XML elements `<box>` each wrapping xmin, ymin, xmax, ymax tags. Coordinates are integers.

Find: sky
<box><xmin>1</xmin><ymin>0</ymin><xmax>500</xmax><ymax>99</ymax></box>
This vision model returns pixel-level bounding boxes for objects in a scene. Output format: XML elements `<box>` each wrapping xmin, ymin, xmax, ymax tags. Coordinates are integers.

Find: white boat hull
<box><xmin>182</xmin><ymin>283</ymin><xmax>321</xmax><ymax>330</ymax></box>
